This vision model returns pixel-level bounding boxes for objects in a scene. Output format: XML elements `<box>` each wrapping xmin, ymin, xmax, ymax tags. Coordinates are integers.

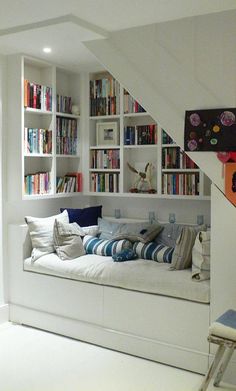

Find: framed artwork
<box><xmin>96</xmin><ymin>122</ymin><xmax>119</xmax><ymax>146</ymax></box>
<box><xmin>184</xmin><ymin>108</ymin><xmax>236</xmax><ymax>152</ymax></box>
<box><xmin>225</xmin><ymin>163</ymin><xmax>236</xmax><ymax>206</ymax></box>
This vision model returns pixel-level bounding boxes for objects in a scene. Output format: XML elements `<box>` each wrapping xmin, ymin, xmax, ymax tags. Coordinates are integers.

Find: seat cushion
<box><xmin>209</xmin><ymin>310</ymin><xmax>236</xmax><ymax>341</ymax></box>
<box><xmin>24</xmin><ymin>253</ymin><xmax>210</xmax><ymax>303</ymax></box>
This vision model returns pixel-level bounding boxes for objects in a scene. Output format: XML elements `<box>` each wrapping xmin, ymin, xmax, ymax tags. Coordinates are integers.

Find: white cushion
<box><xmin>25</xmin><ymin>210</ymin><xmax>69</xmax><ymax>261</ymax></box>
<box><xmin>54</xmin><ymin>219</ymin><xmax>85</xmax><ymax>260</ymax></box>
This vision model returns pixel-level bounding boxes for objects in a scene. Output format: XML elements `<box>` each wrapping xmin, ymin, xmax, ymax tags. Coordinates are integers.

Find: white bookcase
<box><xmin>20</xmin><ymin>56</ymin><xmax>82</xmax><ymax>199</ymax></box>
<box><xmin>7</xmin><ymin>56</ymin><xmax>210</xmax><ymax>202</ymax></box>
<box><xmin>85</xmin><ymin>71</ymin><xmax>211</xmax><ymax>200</ymax></box>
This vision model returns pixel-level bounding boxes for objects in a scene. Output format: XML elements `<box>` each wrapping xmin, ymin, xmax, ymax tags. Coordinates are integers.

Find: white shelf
<box><xmin>124</xmin><ymin>112</ymin><xmax>150</xmax><ymax>118</ymax></box>
<box><xmin>89</xmin><ymin>115</ymin><xmax>120</xmax><ymax>120</ymax></box>
<box><xmin>162</xmin><ymin>168</ymin><xmax>200</xmax><ymax>173</ymax></box>
<box><xmin>90</xmin><ymin>145</ymin><xmax>120</xmax><ymax>150</ymax></box>
<box><xmin>24</xmin><ymin>153</ymin><xmax>53</xmax><ymax>158</ymax></box>
<box><xmin>23</xmin><ymin>192</ymin><xmax>82</xmax><ymax>200</ymax></box>
<box><xmin>86</xmin><ymin>191</ymin><xmax>210</xmax><ymax>200</ymax></box>
<box><xmin>56</xmin><ymin>154</ymin><xmax>80</xmax><ymax>158</ymax></box>
<box><xmin>22</xmin><ymin>57</ymin><xmax>81</xmax><ymax>199</ymax></box>
<box><xmin>24</xmin><ymin>107</ymin><xmax>53</xmax><ymax>115</ymax></box>
<box><xmin>124</xmin><ymin>144</ymin><xmax>157</xmax><ymax>149</ymax></box>
<box><xmin>89</xmin><ymin>168</ymin><xmax>120</xmax><ymax>172</ymax></box>
<box><xmin>162</xmin><ymin>144</ymin><xmax>178</xmax><ymax>148</ymax></box>
<box><xmin>56</xmin><ymin>112</ymin><xmax>80</xmax><ymax>119</ymax></box>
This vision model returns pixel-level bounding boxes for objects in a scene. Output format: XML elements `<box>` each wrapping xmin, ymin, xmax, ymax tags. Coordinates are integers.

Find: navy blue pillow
<box><xmin>60</xmin><ymin>205</ymin><xmax>102</xmax><ymax>227</ymax></box>
<box><xmin>112</xmin><ymin>249</ymin><xmax>138</xmax><ymax>262</ymax></box>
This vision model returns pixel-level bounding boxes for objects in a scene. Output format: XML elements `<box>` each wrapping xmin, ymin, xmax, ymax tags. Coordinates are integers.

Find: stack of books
<box><xmin>24</xmin><ymin>80</ymin><xmax>52</xmax><ymax>111</ymax></box>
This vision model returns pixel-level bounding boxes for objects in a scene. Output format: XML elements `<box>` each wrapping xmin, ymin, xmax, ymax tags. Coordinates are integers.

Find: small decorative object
<box><xmin>127</xmin><ymin>162</ymin><xmax>156</xmax><ymax>193</ymax></box>
<box><xmin>71</xmin><ymin>105</ymin><xmax>80</xmax><ymax>115</ymax></box>
<box><xmin>217</xmin><ymin>152</ymin><xmax>236</xmax><ymax>163</ymax></box>
<box><xmin>184</xmin><ymin>108</ymin><xmax>236</xmax><ymax>151</ymax></box>
<box><xmin>96</xmin><ymin>122</ymin><xmax>119</xmax><ymax>146</ymax></box>
<box><xmin>225</xmin><ymin>162</ymin><xmax>236</xmax><ymax>206</ymax></box>
<box><xmin>197</xmin><ymin>215</ymin><xmax>204</xmax><ymax>225</ymax></box>
<box><xmin>114</xmin><ymin>209</ymin><xmax>121</xmax><ymax>219</ymax></box>
<box><xmin>169</xmin><ymin>213</ymin><xmax>176</xmax><ymax>224</ymax></box>
<box><xmin>148</xmin><ymin>211</ymin><xmax>155</xmax><ymax>224</ymax></box>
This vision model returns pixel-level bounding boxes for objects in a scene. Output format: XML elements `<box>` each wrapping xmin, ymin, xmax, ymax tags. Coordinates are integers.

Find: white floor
<box><xmin>0</xmin><ymin>323</ymin><xmax>234</xmax><ymax>391</ymax></box>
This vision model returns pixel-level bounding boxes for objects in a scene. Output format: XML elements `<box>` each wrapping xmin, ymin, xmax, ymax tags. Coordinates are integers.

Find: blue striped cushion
<box><xmin>133</xmin><ymin>241</ymin><xmax>174</xmax><ymax>263</ymax></box>
<box><xmin>83</xmin><ymin>235</ymin><xmax>132</xmax><ymax>256</ymax></box>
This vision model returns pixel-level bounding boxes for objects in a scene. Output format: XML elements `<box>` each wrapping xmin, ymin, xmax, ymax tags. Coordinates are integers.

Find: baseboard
<box><xmin>10</xmin><ymin>303</ymin><xmax>209</xmax><ymax>374</ymax></box>
<box><xmin>0</xmin><ymin>304</ymin><xmax>9</xmax><ymax>324</ymax></box>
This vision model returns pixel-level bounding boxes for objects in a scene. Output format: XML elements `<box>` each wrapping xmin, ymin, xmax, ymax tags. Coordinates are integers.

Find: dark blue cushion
<box><xmin>60</xmin><ymin>205</ymin><xmax>102</xmax><ymax>227</ymax></box>
<box><xmin>112</xmin><ymin>249</ymin><xmax>138</xmax><ymax>262</ymax></box>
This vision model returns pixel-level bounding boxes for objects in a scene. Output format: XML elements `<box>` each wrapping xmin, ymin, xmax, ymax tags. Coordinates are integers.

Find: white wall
<box><xmin>0</xmin><ymin>55</ymin><xmax>6</xmax><ymax>305</ymax></box>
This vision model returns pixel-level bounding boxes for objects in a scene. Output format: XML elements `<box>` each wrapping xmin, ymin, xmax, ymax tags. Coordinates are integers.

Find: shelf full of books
<box><xmin>56</xmin><ymin>172</ymin><xmax>82</xmax><ymax>194</ymax></box>
<box><xmin>24</xmin><ymin>171</ymin><xmax>51</xmax><ymax>195</ymax></box>
<box><xmin>56</xmin><ymin>94</ymin><xmax>72</xmax><ymax>114</ymax></box>
<box><xmin>90</xmin><ymin>172</ymin><xmax>120</xmax><ymax>193</ymax></box>
<box><xmin>162</xmin><ymin>172</ymin><xmax>200</xmax><ymax>196</ymax></box>
<box><xmin>24</xmin><ymin>127</ymin><xmax>52</xmax><ymax>155</ymax></box>
<box><xmin>56</xmin><ymin>117</ymin><xmax>78</xmax><ymax>155</ymax></box>
<box><xmin>90</xmin><ymin>75</ymin><xmax>120</xmax><ymax>116</ymax></box>
<box><xmin>124</xmin><ymin>124</ymin><xmax>157</xmax><ymax>145</ymax></box>
<box><xmin>162</xmin><ymin>148</ymin><xmax>198</xmax><ymax>169</ymax></box>
<box><xmin>123</xmin><ymin>89</ymin><xmax>146</xmax><ymax>114</ymax></box>
<box><xmin>24</xmin><ymin>80</ymin><xmax>52</xmax><ymax>111</ymax></box>
<box><xmin>90</xmin><ymin>149</ymin><xmax>120</xmax><ymax>169</ymax></box>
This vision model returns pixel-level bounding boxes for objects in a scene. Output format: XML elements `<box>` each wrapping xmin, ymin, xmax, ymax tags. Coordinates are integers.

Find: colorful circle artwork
<box><xmin>220</xmin><ymin>111</ymin><xmax>235</xmax><ymax>126</ymax></box>
<box><xmin>213</xmin><ymin>125</ymin><xmax>220</xmax><ymax>133</ymax></box>
<box><xmin>184</xmin><ymin>108</ymin><xmax>236</xmax><ymax>152</ymax></box>
<box><xmin>210</xmin><ymin>138</ymin><xmax>218</xmax><ymax>145</ymax></box>
<box><xmin>189</xmin><ymin>131</ymin><xmax>197</xmax><ymax>139</ymax></box>
<box><xmin>187</xmin><ymin>139</ymin><xmax>198</xmax><ymax>151</ymax></box>
<box><xmin>189</xmin><ymin>113</ymin><xmax>201</xmax><ymax>126</ymax></box>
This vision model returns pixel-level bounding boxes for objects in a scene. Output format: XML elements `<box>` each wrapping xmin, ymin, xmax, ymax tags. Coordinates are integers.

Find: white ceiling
<box><xmin>0</xmin><ymin>0</ymin><xmax>236</xmax><ymax>71</ymax></box>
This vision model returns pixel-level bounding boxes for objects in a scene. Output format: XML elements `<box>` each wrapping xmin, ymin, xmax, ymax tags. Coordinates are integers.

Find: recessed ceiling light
<box><xmin>43</xmin><ymin>47</ymin><xmax>52</xmax><ymax>54</ymax></box>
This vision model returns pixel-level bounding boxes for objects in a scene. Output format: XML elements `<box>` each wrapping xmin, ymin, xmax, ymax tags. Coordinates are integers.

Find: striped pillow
<box><xmin>170</xmin><ymin>226</ymin><xmax>197</xmax><ymax>270</ymax></box>
<box><xmin>133</xmin><ymin>241</ymin><xmax>174</xmax><ymax>263</ymax></box>
<box><xmin>83</xmin><ymin>235</ymin><xmax>132</xmax><ymax>256</ymax></box>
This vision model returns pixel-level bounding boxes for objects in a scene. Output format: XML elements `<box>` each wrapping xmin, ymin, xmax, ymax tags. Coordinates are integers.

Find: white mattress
<box><xmin>24</xmin><ymin>253</ymin><xmax>210</xmax><ymax>303</ymax></box>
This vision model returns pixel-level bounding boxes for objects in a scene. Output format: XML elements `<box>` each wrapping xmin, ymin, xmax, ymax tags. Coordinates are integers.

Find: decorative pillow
<box><xmin>112</xmin><ymin>249</ymin><xmax>138</xmax><ymax>262</ymax></box>
<box><xmin>133</xmin><ymin>241</ymin><xmax>174</xmax><ymax>263</ymax></box>
<box><xmin>192</xmin><ymin>231</ymin><xmax>211</xmax><ymax>281</ymax></box>
<box><xmin>98</xmin><ymin>218</ymin><xmax>120</xmax><ymax>240</ymax></box>
<box><xmin>83</xmin><ymin>235</ymin><xmax>132</xmax><ymax>256</ymax></box>
<box><xmin>60</xmin><ymin>205</ymin><xmax>102</xmax><ymax>227</ymax></box>
<box><xmin>155</xmin><ymin>223</ymin><xmax>207</xmax><ymax>248</ymax></box>
<box><xmin>170</xmin><ymin>226</ymin><xmax>198</xmax><ymax>270</ymax></box>
<box><xmin>25</xmin><ymin>210</ymin><xmax>69</xmax><ymax>261</ymax></box>
<box><xmin>81</xmin><ymin>225</ymin><xmax>99</xmax><ymax>237</ymax></box>
<box><xmin>113</xmin><ymin>222</ymin><xmax>163</xmax><ymax>243</ymax></box>
<box><xmin>53</xmin><ymin>219</ymin><xmax>85</xmax><ymax>260</ymax></box>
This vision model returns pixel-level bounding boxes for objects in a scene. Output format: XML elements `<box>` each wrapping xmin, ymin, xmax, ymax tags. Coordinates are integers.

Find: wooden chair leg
<box><xmin>213</xmin><ymin>346</ymin><xmax>234</xmax><ymax>387</ymax></box>
<box><xmin>199</xmin><ymin>344</ymin><xmax>226</xmax><ymax>391</ymax></box>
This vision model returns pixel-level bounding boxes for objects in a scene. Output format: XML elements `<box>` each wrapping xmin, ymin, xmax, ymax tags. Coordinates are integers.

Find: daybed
<box><xmin>8</xmin><ymin>223</ymin><xmax>210</xmax><ymax>374</ymax></box>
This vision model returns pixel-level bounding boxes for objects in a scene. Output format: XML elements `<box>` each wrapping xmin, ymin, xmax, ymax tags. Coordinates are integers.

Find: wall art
<box><xmin>184</xmin><ymin>108</ymin><xmax>236</xmax><ymax>151</ymax></box>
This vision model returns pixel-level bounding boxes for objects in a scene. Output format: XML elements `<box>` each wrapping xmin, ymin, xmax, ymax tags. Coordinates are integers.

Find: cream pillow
<box><xmin>170</xmin><ymin>226</ymin><xmax>197</xmax><ymax>270</ymax></box>
<box><xmin>53</xmin><ymin>219</ymin><xmax>85</xmax><ymax>260</ymax></box>
<box><xmin>25</xmin><ymin>210</ymin><xmax>69</xmax><ymax>261</ymax></box>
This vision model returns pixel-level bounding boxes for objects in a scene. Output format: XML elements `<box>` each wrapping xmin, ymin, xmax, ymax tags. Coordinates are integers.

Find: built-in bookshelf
<box><xmin>86</xmin><ymin>71</ymin><xmax>210</xmax><ymax>199</ymax></box>
<box><xmin>22</xmin><ymin>56</ymin><xmax>82</xmax><ymax>198</ymax></box>
<box><xmin>161</xmin><ymin>130</ymin><xmax>201</xmax><ymax>196</ymax></box>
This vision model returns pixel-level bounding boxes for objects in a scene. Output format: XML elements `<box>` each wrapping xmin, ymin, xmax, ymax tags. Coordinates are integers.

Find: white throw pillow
<box><xmin>53</xmin><ymin>219</ymin><xmax>85</xmax><ymax>260</ymax></box>
<box><xmin>25</xmin><ymin>210</ymin><xmax>69</xmax><ymax>261</ymax></box>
